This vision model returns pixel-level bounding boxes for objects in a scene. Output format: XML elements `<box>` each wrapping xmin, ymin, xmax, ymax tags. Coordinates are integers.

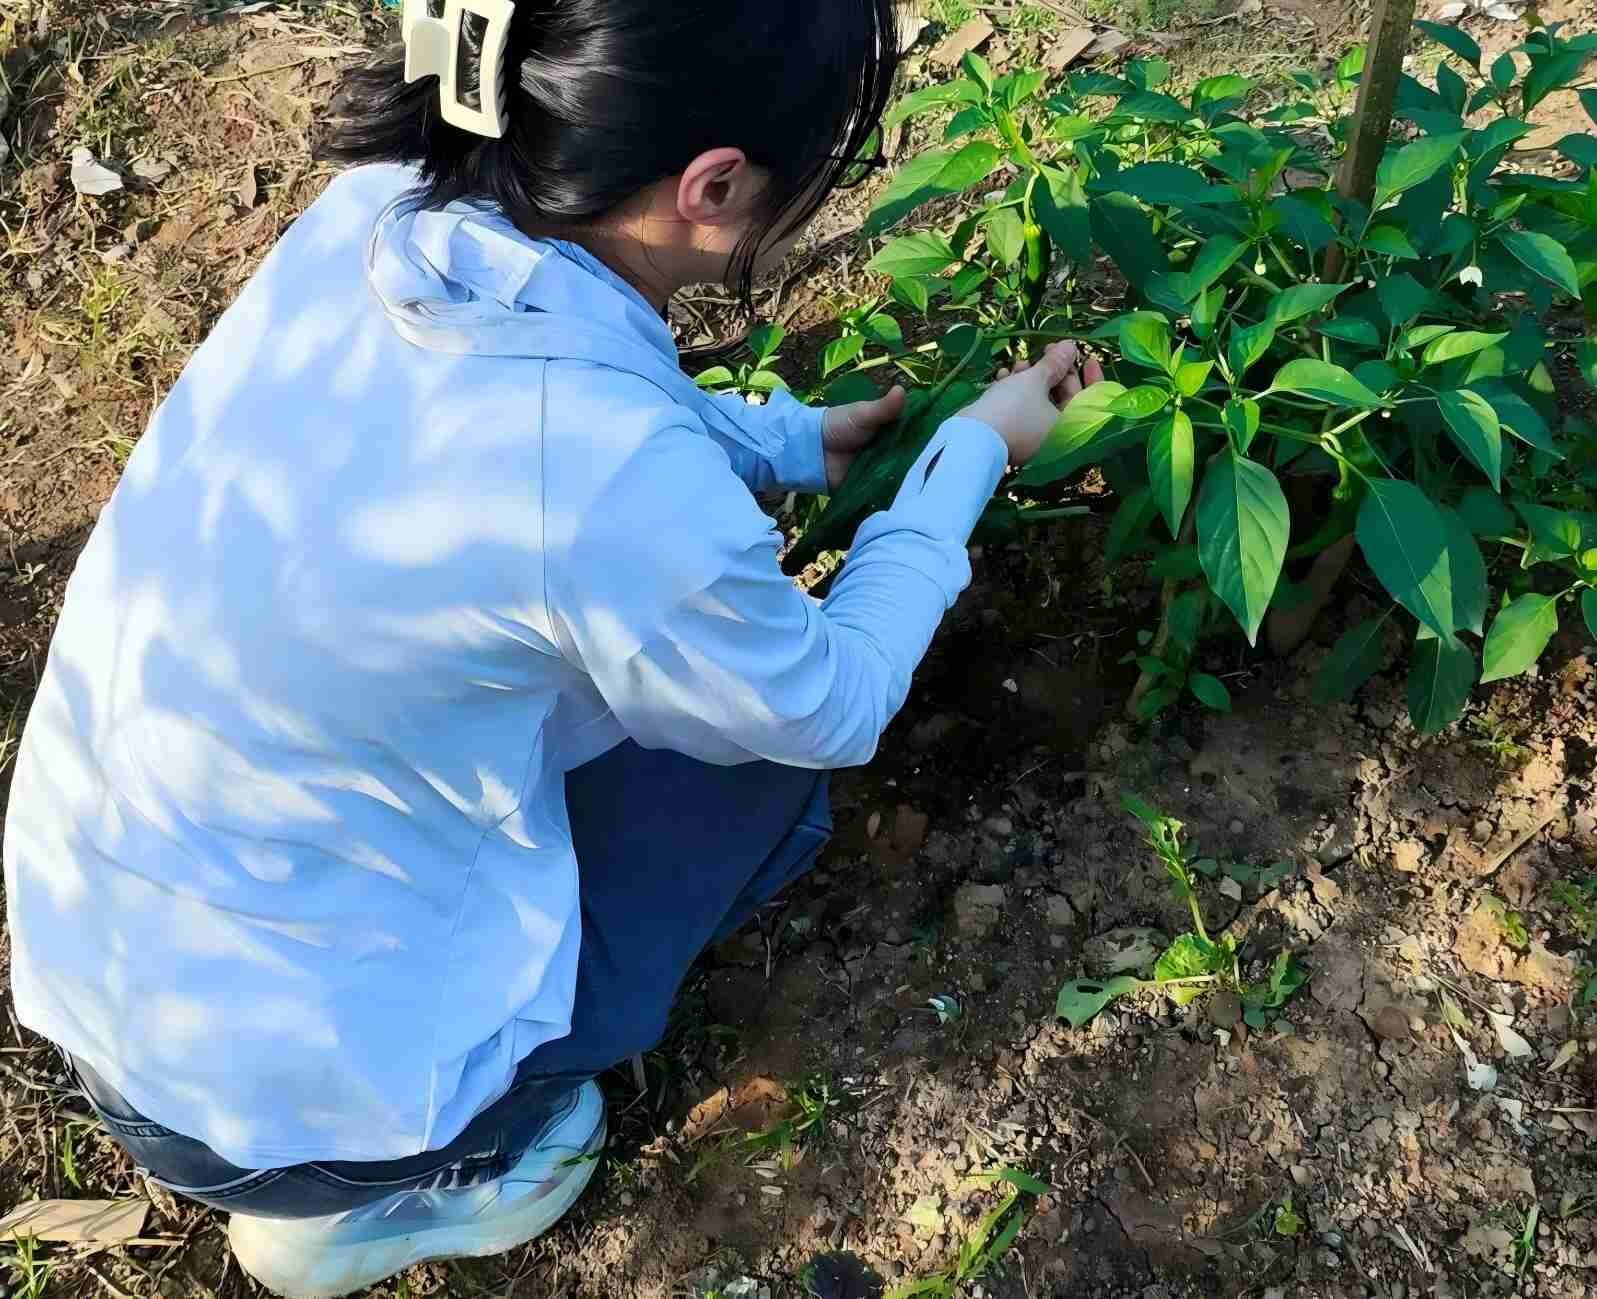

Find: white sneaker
<box><xmin>228</xmin><ymin>1082</ymin><xmax>605</xmax><ymax>1298</ymax></box>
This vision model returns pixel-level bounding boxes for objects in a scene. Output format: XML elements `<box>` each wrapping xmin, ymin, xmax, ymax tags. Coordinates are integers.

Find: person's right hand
<box><xmin>959</xmin><ymin>340</ymin><xmax>1105</xmax><ymax>467</ymax></box>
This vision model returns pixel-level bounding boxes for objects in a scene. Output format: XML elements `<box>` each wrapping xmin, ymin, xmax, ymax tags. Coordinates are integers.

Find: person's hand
<box><xmin>959</xmin><ymin>340</ymin><xmax>1104</xmax><ymax>467</ymax></box>
<box><xmin>821</xmin><ymin>385</ymin><xmax>907</xmax><ymax>490</ymax></box>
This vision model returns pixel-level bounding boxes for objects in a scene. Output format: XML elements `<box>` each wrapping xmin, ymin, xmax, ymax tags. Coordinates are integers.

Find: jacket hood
<box><xmin>365</xmin><ymin>195</ymin><xmax>787</xmax><ymax>461</ymax></box>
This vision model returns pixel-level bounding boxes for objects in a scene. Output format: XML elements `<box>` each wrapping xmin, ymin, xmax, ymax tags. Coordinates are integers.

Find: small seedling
<box><xmin>1055</xmin><ymin>795</ymin><xmax>1309</xmax><ymax>1026</ymax></box>
<box><xmin>1512</xmin><ymin>1203</ymin><xmax>1539</xmax><ymax>1283</ymax></box>
<box><xmin>1121</xmin><ymin>588</ymin><xmax>1234</xmax><ymax>719</ymax></box>
<box><xmin>1481</xmin><ymin>894</ymin><xmax>1530</xmax><ymax>950</ymax></box>
<box><xmin>1550</xmin><ymin>877</ymin><xmax>1597</xmax><ymax>942</ymax></box>
<box><xmin>1467</xmin><ymin>710</ymin><xmax>1531</xmax><ymax>769</ymax></box>
<box><xmin>1272</xmin><ymin>1195</ymin><xmax>1304</xmax><ymax>1238</ymax></box>
<box><xmin>694</xmin><ymin>322</ymin><xmax>790</xmax><ymax>399</ymax></box>
<box><xmin>886</xmin><ymin>1168</ymin><xmax>1047</xmax><ymax>1299</ymax></box>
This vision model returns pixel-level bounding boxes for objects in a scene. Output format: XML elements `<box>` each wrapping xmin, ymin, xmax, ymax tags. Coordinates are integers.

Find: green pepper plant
<box><xmin>777</xmin><ymin>26</ymin><xmax>1597</xmax><ymax>731</ymax></box>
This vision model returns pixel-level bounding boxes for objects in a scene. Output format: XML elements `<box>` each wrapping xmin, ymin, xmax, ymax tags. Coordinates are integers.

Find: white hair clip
<box><xmin>402</xmin><ymin>0</ymin><xmax>516</xmax><ymax>139</ymax></box>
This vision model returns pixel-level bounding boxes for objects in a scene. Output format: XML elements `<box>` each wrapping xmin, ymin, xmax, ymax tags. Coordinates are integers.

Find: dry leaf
<box><xmin>238</xmin><ymin>166</ymin><xmax>259</xmax><ymax>209</ymax></box>
<box><xmin>1548</xmin><ymin>1039</ymin><xmax>1578</xmax><ymax>1072</ymax></box>
<box><xmin>931</xmin><ymin>18</ymin><xmax>994</xmax><ymax>66</ymax></box>
<box><xmin>0</xmin><ymin>1199</ymin><xmax>148</xmax><ymax>1244</ymax></box>
<box><xmin>1044</xmin><ymin>26</ymin><xmax>1096</xmax><ymax>71</ymax></box>
<box><xmin>895</xmin><ymin>4</ymin><xmax>929</xmax><ymax>52</ymax></box>
<box><xmin>1487</xmin><ymin>1010</ymin><xmax>1532</xmax><ymax>1059</ymax></box>
<box><xmin>1085</xmin><ymin>29</ymin><xmax>1130</xmax><ymax>57</ymax></box>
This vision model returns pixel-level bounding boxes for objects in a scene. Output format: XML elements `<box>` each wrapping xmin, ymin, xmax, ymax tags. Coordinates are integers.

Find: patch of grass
<box><xmin>886</xmin><ymin>1167</ymin><xmax>1045</xmax><ymax>1299</ymax></box>
<box><xmin>0</xmin><ymin>695</ymin><xmax>25</xmax><ymax>777</ymax></box>
<box><xmin>688</xmin><ymin>1073</ymin><xmax>856</xmax><ymax>1182</ymax></box>
<box><xmin>71</xmin><ymin>58</ymin><xmax>148</xmax><ymax>157</ymax></box>
<box><xmin>2</xmin><ymin>1234</ymin><xmax>54</xmax><ymax>1299</ymax></box>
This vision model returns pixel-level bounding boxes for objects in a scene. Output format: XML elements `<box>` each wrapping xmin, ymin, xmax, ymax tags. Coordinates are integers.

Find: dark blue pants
<box><xmin>75</xmin><ymin>741</ymin><xmax>831</xmax><ymax>1218</ymax></box>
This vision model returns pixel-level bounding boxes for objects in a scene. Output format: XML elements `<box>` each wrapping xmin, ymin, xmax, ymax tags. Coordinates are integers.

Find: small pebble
<box><xmin>1228</xmin><ymin>819</ymin><xmax>1245</xmax><ymax>834</ymax></box>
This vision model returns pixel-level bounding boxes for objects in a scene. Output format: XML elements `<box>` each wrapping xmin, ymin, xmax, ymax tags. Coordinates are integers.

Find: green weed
<box><xmin>2</xmin><ymin>1235</ymin><xmax>54</xmax><ymax>1299</ymax></box>
<box><xmin>1551</xmin><ymin>876</ymin><xmax>1597</xmax><ymax>942</ymax></box>
<box><xmin>886</xmin><ymin>1167</ymin><xmax>1046</xmax><ymax>1299</ymax></box>
<box><xmin>687</xmin><ymin>1074</ymin><xmax>852</xmax><ymax>1182</ymax></box>
<box><xmin>1467</xmin><ymin>710</ymin><xmax>1530</xmax><ymax>769</ymax></box>
<box><xmin>1055</xmin><ymin>795</ymin><xmax>1309</xmax><ymax>1026</ymax></box>
<box><xmin>1481</xmin><ymin>894</ymin><xmax>1530</xmax><ymax>951</ymax></box>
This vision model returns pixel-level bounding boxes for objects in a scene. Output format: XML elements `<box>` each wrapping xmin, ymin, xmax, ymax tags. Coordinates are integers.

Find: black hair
<box><xmin>327</xmin><ymin>0</ymin><xmax>900</xmax><ymax>307</ymax></box>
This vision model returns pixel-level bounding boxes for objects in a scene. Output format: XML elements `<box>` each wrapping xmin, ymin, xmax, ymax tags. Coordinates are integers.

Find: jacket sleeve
<box><xmin>549</xmin><ymin>415</ymin><xmax>1007</xmax><ymax>769</ymax></box>
<box><xmin>700</xmin><ymin>387</ymin><xmax>829</xmax><ymax>494</ymax></box>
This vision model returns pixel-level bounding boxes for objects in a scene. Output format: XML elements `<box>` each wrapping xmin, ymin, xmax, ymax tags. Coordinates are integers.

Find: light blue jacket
<box><xmin>3</xmin><ymin>164</ymin><xmax>1006</xmax><ymax>1167</ymax></box>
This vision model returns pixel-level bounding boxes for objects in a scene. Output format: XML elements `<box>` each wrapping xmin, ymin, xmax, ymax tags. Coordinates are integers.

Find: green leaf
<box><xmin>1523</xmin><ymin>48</ymin><xmax>1590</xmax><ymax>114</ymax></box>
<box><xmin>1582</xmin><ymin>589</ymin><xmax>1597</xmax><ymax>642</ymax></box>
<box><xmin>889</xmin><ymin>276</ymin><xmax>931</xmax><ymax>315</ymax></box>
<box><xmin>1189</xmin><ymin>672</ymin><xmax>1232</xmax><ymax>712</ymax></box>
<box><xmin>1035</xmin><ymin>165</ymin><xmax>1092</xmax><ymax>264</ymax></box>
<box><xmin>1269</xmin><ymin>282</ymin><xmax>1353</xmax><ymax>325</ymax></box>
<box><xmin>1454</xmin><ymin>485</ymin><xmax>1517</xmax><ymax>537</ymax></box>
<box><xmin>1223</xmin><ymin>397</ymin><xmax>1260</xmax><ymax>454</ymax></box>
<box><xmin>1020</xmin><ymin>381</ymin><xmax>1127</xmax><ymax>483</ymax></box>
<box><xmin>1491</xmin><ymin>52</ymin><xmax>1516</xmax><ymax>91</ymax></box>
<box><xmin>1440</xmin><ymin>507</ymin><xmax>1489</xmax><ymax>638</ymax></box>
<box><xmin>1104</xmin><ymin>485</ymin><xmax>1158</xmax><ymax>562</ymax></box>
<box><xmin>1437</xmin><ymin>389</ymin><xmax>1503</xmax><ymax>489</ymax></box>
<box><xmin>1109</xmin><ymin>385</ymin><xmax>1172</xmax><ymax>418</ymax></box>
<box><xmin>1193</xmin><ymin>72</ymin><xmax>1254</xmax><ymax>105</ymax></box>
<box><xmin>694</xmin><ymin>365</ymin><xmax>735</xmax><ymax>388</ymax></box>
<box><xmin>1269</xmin><ymin>359</ymin><xmax>1381</xmax><ymax>407</ymax></box>
<box><xmin>1090</xmin><ymin>192</ymin><xmax>1169</xmax><ymax>293</ymax></box>
<box><xmin>1558</xmin><ymin>134</ymin><xmax>1597</xmax><ymax>168</ymax></box>
<box><xmin>1147</xmin><ymin>410</ymin><xmax>1195</xmax><ymax>535</ymax></box>
<box><xmin>1499</xmin><ymin>229</ymin><xmax>1582</xmax><ymax>298</ymax></box>
<box><xmin>1317</xmin><ymin>316</ymin><xmax>1382</xmax><ymax>347</ymax></box>
<box><xmin>1056</xmin><ymin>975</ymin><xmax>1140</xmax><ymax>1026</ymax></box>
<box><xmin>1422</xmin><ymin>330</ymin><xmax>1508</xmax><ymax>367</ymax></box>
<box><xmin>1376</xmin><ymin>273</ymin><xmax>1433</xmax><ymax>326</ymax></box>
<box><xmin>865</xmin><ymin>231</ymin><xmax>960</xmax><ymax>279</ymax></box>
<box><xmin>749</xmin><ymin>321</ymin><xmax>785</xmax><ymax>363</ymax></box>
<box><xmin>969</xmin><ymin>1166</ymin><xmax>1051</xmax><ymax>1194</ymax></box>
<box><xmin>858</xmin><ymin>314</ymin><xmax>904</xmax><ymax>352</ymax></box>
<box><xmin>1312</xmin><ymin>614</ymin><xmax>1390</xmax><ymax>703</ymax></box>
<box><xmin>1154</xmin><ymin>933</ymin><xmax>1222</xmax><ymax>1003</ymax></box>
<box><xmin>1173</xmin><ymin>359</ymin><xmax>1213</xmax><ymax>397</ymax></box>
<box><xmin>1197</xmin><ymin>452</ymin><xmax>1290</xmax><ymax>645</ymax></box>
<box><xmin>1373</xmin><ymin>132</ymin><xmax>1465</xmax><ymax>209</ymax></box>
<box><xmin>962</xmin><ymin>50</ymin><xmax>993</xmax><ymax>94</ymax></box>
<box><xmin>884</xmin><ymin>80</ymin><xmax>984</xmax><ymax>128</ymax></box>
<box><xmin>863</xmin><ymin>142</ymin><xmax>1001</xmax><ymax>236</ymax></box>
<box><xmin>1149</xmin><ymin>545</ymin><xmax>1202</xmax><ymax>579</ymax></box>
<box><xmin>1227</xmin><ymin>320</ymin><xmax>1277</xmax><ymax>377</ymax></box>
<box><xmin>1415</xmin><ymin>19</ymin><xmax>1481</xmax><ymax>69</ymax></box>
<box><xmin>1481</xmin><ymin>592</ymin><xmax>1561</xmax><ymax>683</ymax></box>
<box><xmin>822</xmin><ymin>371</ymin><xmax>881</xmax><ymax>405</ymax></box>
<box><xmin>1583</xmin><ymin>88</ymin><xmax>1597</xmax><ymax>127</ymax></box>
<box><xmin>1518</xmin><ymin>503</ymin><xmax>1583</xmax><ymax>561</ymax></box>
<box><xmin>1114</xmin><ymin>91</ymin><xmax>1195</xmax><ymax>124</ymax></box>
<box><xmin>985</xmin><ymin>208</ymin><xmax>1026</xmax><ymax>268</ymax></box>
<box><xmin>1099</xmin><ymin>161</ymin><xmax>1222</xmax><ymax>207</ymax></box>
<box><xmin>1362</xmin><ymin>225</ymin><xmax>1419</xmax><ymax>259</ymax></box>
<box><xmin>746</xmin><ymin>369</ymin><xmax>787</xmax><ymax>393</ymax></box>
<box><xmin>822</xmin><ymin>334</ymin><xmax>866</xmax><ymax>377</ymax></box>
<box><xmin>1408</xmin><ymin>630</ymin><xmax>1477</xmax><ymax>734</ymax></box>
<box><xmin>1579</xmin><ymin>339</ymin><xmax>1597</xmax><ymax>391</ymax></box>
<box><xmin>1356</xmin><ymin>479</ymin><xmax>1454</xmax><ymax>638</ymax></box>
<box><xmin>1120</xmin><ymin>314</ymin><xmax>1173</xmax><ymax>372</ymax></box>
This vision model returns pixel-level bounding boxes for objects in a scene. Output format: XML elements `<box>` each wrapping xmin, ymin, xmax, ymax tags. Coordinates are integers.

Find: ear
<box><xmin>675</xmin><ymin>148</ymin><xmax>765</xmax><ymax>227</ymax></box>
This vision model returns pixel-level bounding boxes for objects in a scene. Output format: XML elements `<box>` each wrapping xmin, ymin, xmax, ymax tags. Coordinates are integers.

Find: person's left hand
<box><xmin>821</xmin><ymin>386</ymin><xmax>907</xmax><ymax>491</ymax></box>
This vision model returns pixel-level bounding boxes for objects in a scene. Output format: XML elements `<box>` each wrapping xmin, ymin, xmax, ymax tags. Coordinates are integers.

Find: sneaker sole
<box><xmin>228</xmin><ymin>1110</ymin><xmax>605</xmax><ymax>1299</ymax></box>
